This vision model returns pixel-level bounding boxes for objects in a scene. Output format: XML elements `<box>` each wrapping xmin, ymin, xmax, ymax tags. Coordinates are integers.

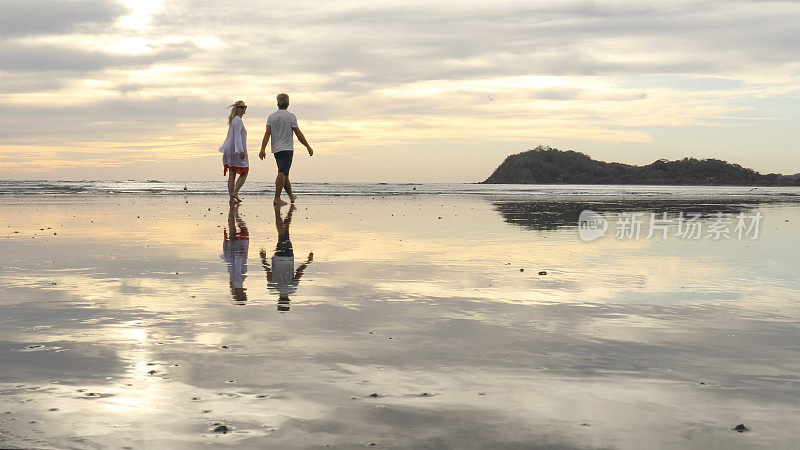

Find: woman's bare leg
<box><xmin>227</xmin><ymin>171</ymin><xmax>236</xmax><ymax>202</ymax></box>
<box><xmin>233</xmin><ymin>173</ymin><xmax>247</xmax><ymax>202</ymax></box>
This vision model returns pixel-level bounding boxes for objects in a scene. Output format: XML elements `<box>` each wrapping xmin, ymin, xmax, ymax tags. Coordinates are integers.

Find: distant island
<box><xmin>483</xmin><ymin>146</ymin><xmax>800</xmax><ymax>186</ymax></box>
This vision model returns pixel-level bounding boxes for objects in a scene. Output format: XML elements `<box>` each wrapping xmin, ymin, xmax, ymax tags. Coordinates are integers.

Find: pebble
<box><xmin>732</xmin><ymin>424</ymin><xmax>749</xmax><ymax>432</ymax></box>
<box><xmin>368</xmin><ymin>393</ymin><xmax>382</xmax><ymax>398</ymax></box>
<box><xmin>538</xmin><ymin>271</ymin><xmax>547</xmax><ymax>275</ymax></box>
<box><xmin>210</xmin><ymin>425</ymin><xmax>229</xmax><ymax>434</ymax></box>
<box><xmin>520</xmin><ymin>268</ymin><xmax>524</xmax><ymax>272</ymax></box>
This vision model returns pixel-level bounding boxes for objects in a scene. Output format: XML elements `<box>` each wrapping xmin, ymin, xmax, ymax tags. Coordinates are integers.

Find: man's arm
<box><xmin>293</xmin><ymin>127</ymin><xmax>313</xmax><ymax>156</ymax></box>
<box><xmin>258</xmin><ymin>125</ymin><xmax>271</xmax><ymax>160</ymax></box>
<box><xmin>294</xmin><ymin>252</ymin><xmax>313</xmax><ymax>281</ymax></box>
<box><xmin>259</xmin><ymin>248</ymin><xmax>273</xmax><ymax>282</ymax></box>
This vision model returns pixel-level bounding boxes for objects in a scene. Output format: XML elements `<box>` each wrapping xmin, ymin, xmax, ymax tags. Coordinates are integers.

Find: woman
<box><xmin>219</xmin><ymin>100</ymin><xmax>249</xmax><ymax>203</ymax></box>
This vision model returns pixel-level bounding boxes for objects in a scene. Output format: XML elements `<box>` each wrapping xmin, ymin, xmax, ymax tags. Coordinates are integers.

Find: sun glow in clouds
<box><xmin>118</xmin><ymin>0</ymin><xmax>164</xmax><ymax>31</ymax></box>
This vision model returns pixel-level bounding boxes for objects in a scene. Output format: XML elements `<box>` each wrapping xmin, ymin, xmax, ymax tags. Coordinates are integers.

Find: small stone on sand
<box><xmin>538</xmin><ymin>271</ymin><xmax>547</xmax><ymax>275</ymax></box>
<box><xmin>732</xmin><ymin>424</ymin><xmax>749</xmax><ymax>432</ymax></box>
<box><xmin>211</xmin><ymin>425</ymin><xmax>229</xmax><ymax>434</ymax></box>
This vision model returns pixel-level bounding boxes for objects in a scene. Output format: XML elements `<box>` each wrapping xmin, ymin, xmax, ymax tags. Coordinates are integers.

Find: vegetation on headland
<box><xmin>483</xmin><ymin>146</ymin><xmax>800</xmax><ymax>186</ymax></box>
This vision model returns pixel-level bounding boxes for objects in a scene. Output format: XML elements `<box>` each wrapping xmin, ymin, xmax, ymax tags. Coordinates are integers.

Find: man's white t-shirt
<box><xmin>270</xmin><ymin>255</ymin><xmax>297</xmax><ymax>296</ymax></box>
<box><xmin>267</xmin><ymin>110</ymin><xmax>298</xmax><ymax>153</ymax></box>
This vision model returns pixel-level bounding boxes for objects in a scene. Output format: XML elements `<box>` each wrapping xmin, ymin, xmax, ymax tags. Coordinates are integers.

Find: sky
<box><xmin>0</xmin><ymin>0</ymin><xmax>799</xmax><ymax>182</ymax></box>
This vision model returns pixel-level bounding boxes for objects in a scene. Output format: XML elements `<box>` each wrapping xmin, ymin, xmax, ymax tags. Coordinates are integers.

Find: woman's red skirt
<box><xmin>224</xmin><ymin>165</ymin><xmax>249</xmax><ymax>176</ymax></box>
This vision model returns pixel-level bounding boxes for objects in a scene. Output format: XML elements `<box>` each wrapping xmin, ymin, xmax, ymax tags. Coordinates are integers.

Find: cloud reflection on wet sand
<box><xmin>1</xmin><ymin>195</ymin><xmax>799</xmax><ymax>448</ymax></box>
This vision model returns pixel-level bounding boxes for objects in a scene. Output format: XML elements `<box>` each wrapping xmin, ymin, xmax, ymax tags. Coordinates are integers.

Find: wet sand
<box><xmin>1</xmin><ymin>194</ymin><xmax>799</xmax><ymax>448</ymax></box>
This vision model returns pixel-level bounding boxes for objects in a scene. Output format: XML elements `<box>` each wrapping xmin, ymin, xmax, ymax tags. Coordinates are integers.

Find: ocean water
<box><xmin>2</xmin><ymin>179</ymin><xmax>800</xmax><ymax>200</ymax></box>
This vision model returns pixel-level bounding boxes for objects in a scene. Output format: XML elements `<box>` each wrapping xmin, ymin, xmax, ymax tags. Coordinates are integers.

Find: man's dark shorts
<box><xmin>276</xmin><ymin>233</ymin><xmax>293</xmax><ymax>257</ymax></box>
<box><xmin>274</xmin><ymin>150</ymin><xmax>293</xmax><ymax>175</ymax></box>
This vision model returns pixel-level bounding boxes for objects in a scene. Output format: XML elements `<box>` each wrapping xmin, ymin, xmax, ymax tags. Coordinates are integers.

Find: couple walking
<box><xmin>220</xmin><ymin>93</ymin><xmax>314</xmax><ymax>205</ymax></box>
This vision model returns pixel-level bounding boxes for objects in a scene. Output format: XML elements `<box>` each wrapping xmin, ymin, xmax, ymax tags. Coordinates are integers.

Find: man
<box><xmin>259</xmin><ymin>93</ymin><xmax>314</xmax><ymax>206</ymax></box>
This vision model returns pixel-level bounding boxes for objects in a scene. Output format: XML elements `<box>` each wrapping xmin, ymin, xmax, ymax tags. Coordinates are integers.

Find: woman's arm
<box><xmin>233</xmin><ymin>117</ymin><xmax>245</xmax><ymax>159</ymax></box>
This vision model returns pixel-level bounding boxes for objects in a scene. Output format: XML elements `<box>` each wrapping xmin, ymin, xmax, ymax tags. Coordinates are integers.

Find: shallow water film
<box><xmin>1</xmin><ymin>194</ymin><xmax>799</xmax><ymax>449</ymax></box>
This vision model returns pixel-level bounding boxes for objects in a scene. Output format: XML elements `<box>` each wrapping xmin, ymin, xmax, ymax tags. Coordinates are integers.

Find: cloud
<box><xmin>150</xmin><ymin>0</ymin><xmax>800</xmax><ymax>82</ymax></box>
<box><xmin>0</xmin><ymin>0</ymin><xmax>126</xmax><ymax>37</ymax></box>
<box><xmin>0</xmin><ymin>41</ymin><xmax>199</xmax><ymax>72</ymax></box>
<box><xmin>1</xmin><ymin>0</ymin><xmax>800</xmax><ymax>178</ymax></box>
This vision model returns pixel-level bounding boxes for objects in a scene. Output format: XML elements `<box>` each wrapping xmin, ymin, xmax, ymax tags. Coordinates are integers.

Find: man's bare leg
<box><xmin>232</xmin><ymin>173</ymin><xmax>247</xmax><ymax>202</ymax></box>
<box><xmin>284</xmin><ymin>176</ymin><xmax>296</xmax><ymax>203</ymax></box>
<box><xmin>274</xmin><ymin>172</ymin><xmax>288</xmax><ymax>206</ymax></box>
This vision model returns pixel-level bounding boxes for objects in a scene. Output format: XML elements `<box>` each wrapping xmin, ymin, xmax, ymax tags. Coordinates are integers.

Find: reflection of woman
<box><xmin>219</xmin><ymin>100</ymin><xmax>249</xmax><ymax>204</ymax></box>
<box><xmin>260</xmin><ymin>204</ymin><xmax>313</xmax><ymax>311</ymax></box>
<box><xmin>222</xmin><ymin>203</ymin><xmax>249</xmax><ymax>304</ymax></box>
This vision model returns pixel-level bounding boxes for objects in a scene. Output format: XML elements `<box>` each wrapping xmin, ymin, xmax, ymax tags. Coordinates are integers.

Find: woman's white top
<box><xmin>219</xmin><ymin>116</ymin><xmax>249</xmax><ymax>167</ymax></box>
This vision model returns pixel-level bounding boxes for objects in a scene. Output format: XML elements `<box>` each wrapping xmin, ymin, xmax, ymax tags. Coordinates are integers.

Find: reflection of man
<box><xmin>222</xmin><ymin>203</ymin><xmax>249</xmax><ymax>304</ymax></box>
<box><xmin>260</xmin><ymin>204</ymin><xmax>313</xmax><ymax>311</ymax></box>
